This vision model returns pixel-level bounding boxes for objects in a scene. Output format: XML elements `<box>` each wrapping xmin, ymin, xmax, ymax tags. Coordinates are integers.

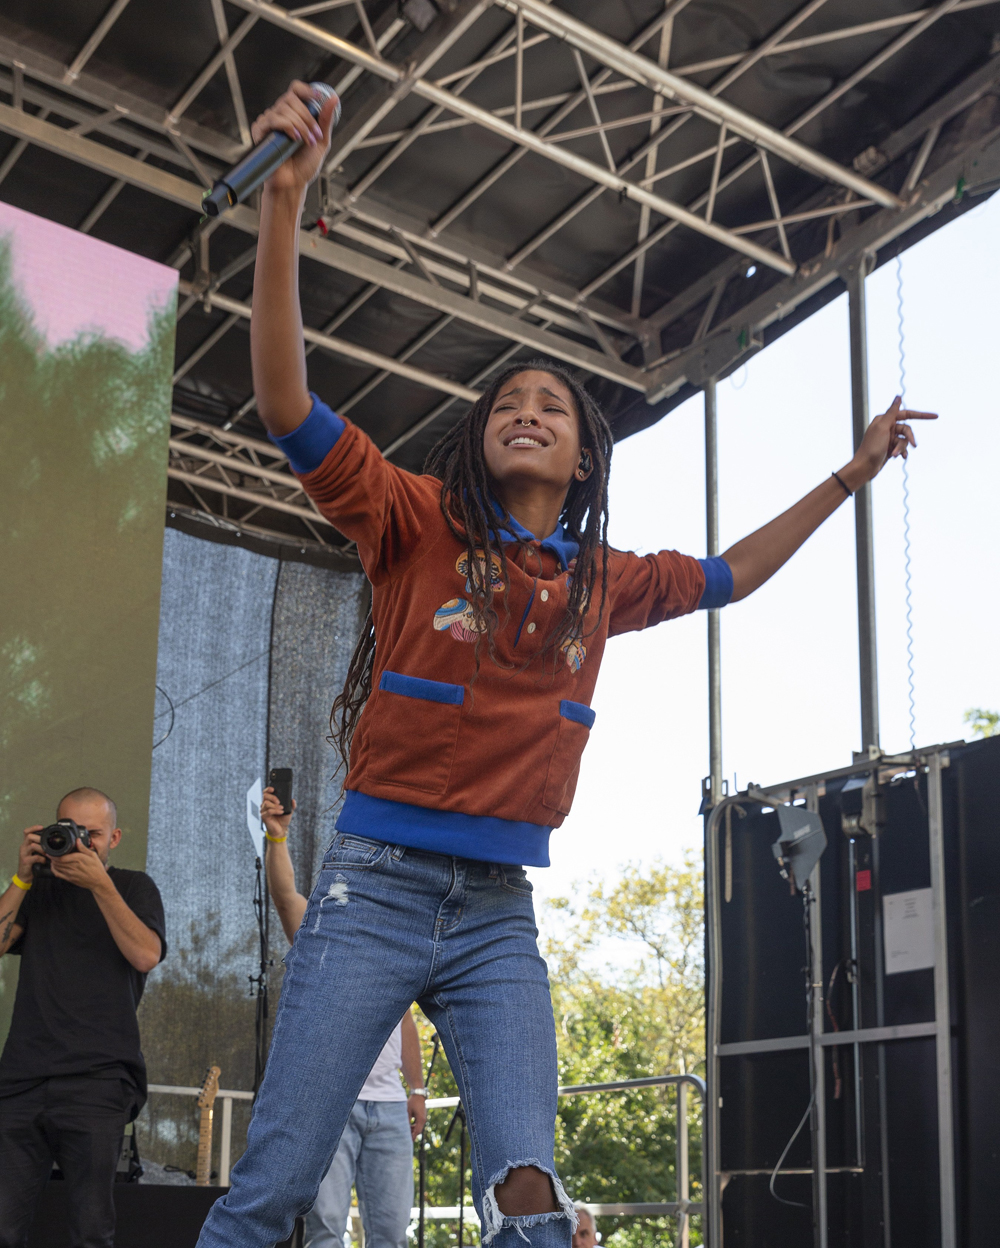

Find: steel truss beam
<box><xmin>321</xmin><ymin>0</ymin><xmax>492</xmax><ymax>171</ymax></box>
<box><xmin>167</xmin><ymin>413</ymin><xmax>365</xmax><ymax>559</ymax></box>
<box><xmin>169</xmin><ymin>413</ymin><xmax>336</xmax><ymax>537</ymax></box>
<box><xmin>423</xmin><ymin>1</ymin><xmax>697</xmax><ymax>258</ymax></box>
<box><xmin>3</xmin><ymin>7</ymin><xmax>996</xmax><ymax>424</ymax></box>
<box><xmin>0</xmin><ymin>47</ymin><xmax>634</xmax><ymax>340</ymax></box>
<box><xmin>579</xmin><ymin>0</ymin><xmax>981</xmax><ymax>312</ymax></box>
<box><xmin>640</xmin><ymin>53</ymin><xmax>1000</xmax><ymax>352</ymax></box>
<box><xmin>350</xmin><ymin>0</ymin><xmax>999</xmax><ymax>151</ymax></box>
<box><xmin>322</xmin><ymin>208</ymin><xmax>636</xmax><ymax>336</ymax></box>
<box><xmin>494</xmin><ymin>0</ymin><xmax>901</xmax><ymax>210</ymax></box>
<box><xmin>0</xmin><ymin>98</ymin><xmax>646</xmax><ymax>389</ymax></box>
<box><xmin>64</xmin><ymin>0</ymin><xmax>134</xmax><ymax>83</ymax></box>
<box><xmin>0</xmin><ymin>30</ymin><xmax>244</xmax><ymax>161</ymax></box>
<box><xmin>224</xmin><ymin>0</ymin><xmax>797</xmax><ymax>274</ymax></box>
<box><xmin>644</xmin><ymin>116</ymin><xmax>1000</xmax><ymax>402</ymax></box>
<box><xmin>0</xmin><ymin>30</ymin><xmax>637</xmax><ymax>337</ymax></box>
<box><xmin>180</xmin><ymin>282</ymin><xmax>482</xmax><ymax>400</ymax></box>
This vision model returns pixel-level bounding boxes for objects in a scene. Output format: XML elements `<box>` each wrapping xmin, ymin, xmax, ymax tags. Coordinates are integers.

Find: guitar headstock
<box><xmin>197</xmin><ymin>1065</ymin><xmax>221</xmax><ymax>1110</ymax></box>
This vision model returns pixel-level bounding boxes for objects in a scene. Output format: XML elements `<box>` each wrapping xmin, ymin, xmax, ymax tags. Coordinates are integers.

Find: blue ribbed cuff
<box><xmin>697</xmin><ymin>556</ymin><xmax>733</xmax><ymax>609</ymax></box>
<box><xmin>269</xmin><ymin>393</ymin><xmax>345</xmax><ymax>474</ymax></box>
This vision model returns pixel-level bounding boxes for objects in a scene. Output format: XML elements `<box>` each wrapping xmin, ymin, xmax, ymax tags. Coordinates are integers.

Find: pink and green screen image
<box><xmin>0</xmin><ymin>203</ymin><xmax>176</xmax><ymax>1035</ymax></box>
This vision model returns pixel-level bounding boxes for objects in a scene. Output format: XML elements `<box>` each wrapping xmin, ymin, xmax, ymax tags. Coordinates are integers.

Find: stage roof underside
<box><xmin>2</xmin><ymin>0</ymin><xmax>999</xmax><ymax>559</ymax></box>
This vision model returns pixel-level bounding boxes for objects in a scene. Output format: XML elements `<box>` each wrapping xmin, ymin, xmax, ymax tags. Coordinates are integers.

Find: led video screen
<box><xmin>0</xmin><ymin>202</ymin><xmax>176</xmax><ymax>1039</ymax></box>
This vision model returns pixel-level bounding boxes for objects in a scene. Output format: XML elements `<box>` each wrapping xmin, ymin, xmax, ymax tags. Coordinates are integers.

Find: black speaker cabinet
<box><xmin>704</xmin><ymin>736</ymin><xmax>1000</xmax><ymax>1248</ymax></box>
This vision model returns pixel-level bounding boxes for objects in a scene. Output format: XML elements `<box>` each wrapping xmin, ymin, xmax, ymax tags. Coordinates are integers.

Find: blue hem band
<box><xmin>337</xmin><ymin>791</ymin><xmax>552</xmax><ymax>868</ymax></box>
<box><xmin>697</xmin><ymin>556</ymin><xmax>734</xmax><ymax>609</ymax></box>
<box><xmin>560</xmin><ymin>699</ymin><xmax>596</xmax><ymax>728</ymax></box>
<box><xmin>269</xmin><ymin>393</ymin><xmax>345</xmax><ymax>474</ymax></box>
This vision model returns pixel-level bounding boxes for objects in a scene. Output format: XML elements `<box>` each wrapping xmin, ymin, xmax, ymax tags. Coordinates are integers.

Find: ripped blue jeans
<box><xmin>196</xmin><ymin>835</ymin><xmax>575</xmax><ymax>1248</ymax></box>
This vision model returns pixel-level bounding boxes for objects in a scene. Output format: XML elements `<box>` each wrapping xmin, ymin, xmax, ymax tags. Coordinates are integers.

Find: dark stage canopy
<box><xmin>2</xmin><ymin>0</ymin><xmax>999</xmax><ymax>556</ymax></box>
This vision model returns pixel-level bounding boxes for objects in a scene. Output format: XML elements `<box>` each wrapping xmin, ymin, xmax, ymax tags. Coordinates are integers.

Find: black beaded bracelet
<box><xmin>831</xmin><ymin>470</ymin><xmax>853</xmax><ymax>498</ymax></box>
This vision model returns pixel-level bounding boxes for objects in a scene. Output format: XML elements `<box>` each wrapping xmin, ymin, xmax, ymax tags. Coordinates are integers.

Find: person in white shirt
<box><xmin>262</xmin><ymin>788</ymin><xmax>427</xmax><ymax>1248</ymax></box>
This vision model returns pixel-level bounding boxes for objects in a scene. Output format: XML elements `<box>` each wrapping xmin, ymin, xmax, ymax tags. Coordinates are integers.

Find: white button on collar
<box><xmin>526</xmin><ymin>622</ymin><xmax>536</xmax><ymax>634</ymax></box>
<box><xmin>540</xmin><ymin>589</ymin><xmax>549</xmax><ymax>602</ymax></box>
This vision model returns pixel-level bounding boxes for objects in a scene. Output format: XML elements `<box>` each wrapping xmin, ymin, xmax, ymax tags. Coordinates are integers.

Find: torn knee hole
<box><xmin>493</xmin><ymin>1166</ymin><xmax>559</xmax><ymax>1217</ymax></box>
<box><xmin>482</xmin><ymin>1163</ymin><xmax>576</xmax><ymax>1245</ymax></box>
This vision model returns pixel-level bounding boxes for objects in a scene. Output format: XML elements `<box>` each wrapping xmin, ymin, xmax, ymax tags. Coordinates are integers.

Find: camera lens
<box><xmin>40</xmin><ymin>822</ymin><xmax>78</xmax><ymax>857</ymax></box>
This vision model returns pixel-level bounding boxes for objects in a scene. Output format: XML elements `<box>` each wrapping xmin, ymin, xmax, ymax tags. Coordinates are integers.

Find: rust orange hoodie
<box><xmin>276</xmin><ymin>396</ymin><xmax>732</xmax><ymax>866</ymax></box>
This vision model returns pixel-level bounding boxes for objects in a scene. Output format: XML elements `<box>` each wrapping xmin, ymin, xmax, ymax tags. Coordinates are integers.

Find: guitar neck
<box><xmin>196</xmin><ymin>1107</ymin><xmax>214</xmax><ymax>1186</ymax></box>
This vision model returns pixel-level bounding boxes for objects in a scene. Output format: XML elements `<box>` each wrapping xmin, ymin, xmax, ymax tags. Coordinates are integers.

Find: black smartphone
<box><xmin>268</xmin><ymin>768</ymin><xmax>293</xmax><ymax>816</ymax></box>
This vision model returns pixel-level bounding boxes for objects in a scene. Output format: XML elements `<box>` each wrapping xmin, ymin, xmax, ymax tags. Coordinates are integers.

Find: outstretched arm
<box><xmin>262</xmin><ymin>789</ymin><xmax>308</xmax><ymax>943</ymax></box>
<box><xmin>250</xmin><ymin>82</ymin><xmax>340</xmax><ymax>436</ymax></box>
<box><xmin>724</xmin><ymin>397</ymin><xmax>937</xmax><ymax>602</ymax></box>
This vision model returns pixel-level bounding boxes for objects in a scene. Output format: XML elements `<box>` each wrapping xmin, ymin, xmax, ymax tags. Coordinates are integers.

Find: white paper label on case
<box><xmin>883</xmin><ymin>887</ymin><xmax>935</xmax><ymax>975</ymax></box>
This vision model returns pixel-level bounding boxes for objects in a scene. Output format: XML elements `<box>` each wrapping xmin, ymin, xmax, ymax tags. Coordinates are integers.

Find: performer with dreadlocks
<box><xmin>196</xmin><ymin>83</ymin><xmax>936</xmax><ymax>1248</ymax></box>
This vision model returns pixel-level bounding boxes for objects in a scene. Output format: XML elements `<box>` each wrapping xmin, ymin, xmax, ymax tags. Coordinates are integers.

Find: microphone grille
<box><xmin>310</xmin><ymin>82</ymin><xmax>342</xmax><ymax>127</ymax></box>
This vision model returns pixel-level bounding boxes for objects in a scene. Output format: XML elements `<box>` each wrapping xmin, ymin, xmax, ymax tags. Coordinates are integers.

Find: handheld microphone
<box><xmin>202</xmin><ymin>83</ymin><xmax>341</xmax><ymax>217</ymax></box>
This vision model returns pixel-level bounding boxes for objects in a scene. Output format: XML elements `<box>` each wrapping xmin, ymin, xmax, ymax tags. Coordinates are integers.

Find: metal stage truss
<box><xmin>2</xmin><ymin>0</ymin><xmax>1000</xmax><ymax>551</ymax></box>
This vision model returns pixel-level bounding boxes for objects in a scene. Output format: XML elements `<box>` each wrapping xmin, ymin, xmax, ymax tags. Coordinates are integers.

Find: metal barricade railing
<box><xmin>419</xmin><ymin>1073</ymin><xmax>705</xmax><ymax>1244</ymax></box>
<box><xmin>144</xmin><ymin>1071</ymin><xmax>704</xmax><ymax>1240</ymax></box>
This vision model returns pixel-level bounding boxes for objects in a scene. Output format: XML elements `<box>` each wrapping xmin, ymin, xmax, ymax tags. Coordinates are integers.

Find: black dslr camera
<box><xmin>34</xmin><ymin>819</ymin><xmax>92</xmax><ymax>876</ymax></box>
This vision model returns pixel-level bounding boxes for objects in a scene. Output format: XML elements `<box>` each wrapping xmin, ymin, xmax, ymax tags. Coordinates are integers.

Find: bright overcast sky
<box><xmin>531</xmin><ymin>188</ymin><xmax>1000</xmax><ymax>908</ymax></box>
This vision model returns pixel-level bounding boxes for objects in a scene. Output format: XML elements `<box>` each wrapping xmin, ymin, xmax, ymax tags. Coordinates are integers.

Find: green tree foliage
<box><xmin>413</xmin><ymin>856</ymin><xmax>705</xmax><ymax>1248</ymax></box>
<box><xmin>411</xmin><ymin>1015</ymin><xmax>479</xmax><ymax>1248</ymax></box>
<box><xmin>546</xmin><ymin>855</ymin><xmax>704</xmax><ymax>1248</ymax></box>
<box><xmin>964</xmin><ymin>708</ymin><xmax>999</xmax><ymax>738</ymax></box>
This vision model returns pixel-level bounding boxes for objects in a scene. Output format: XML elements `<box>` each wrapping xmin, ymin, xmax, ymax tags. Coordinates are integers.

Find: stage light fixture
<box><xmin>771</xmin><ymin>804</ymin><xmax>827</xmax><ymax>892</ymax></box>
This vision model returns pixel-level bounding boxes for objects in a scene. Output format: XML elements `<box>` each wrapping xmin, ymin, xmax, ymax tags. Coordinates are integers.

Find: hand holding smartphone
<box><xmin>268</xmin><ymin>768</ymin><xmax>293</xmax><ymax>816</ymax></box>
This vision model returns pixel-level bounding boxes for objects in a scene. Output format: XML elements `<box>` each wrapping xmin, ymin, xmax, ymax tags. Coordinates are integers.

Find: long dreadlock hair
<box><xmin>329</xmin><ymin>360</ymin><xmax>614</xmax><ymax>774</ymax></box>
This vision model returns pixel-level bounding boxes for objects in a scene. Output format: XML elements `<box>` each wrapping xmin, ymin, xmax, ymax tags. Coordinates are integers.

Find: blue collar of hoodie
<box><xmin>491</xmin><ymin>507</ymin><xmax>580</xmax><ymax>571</ymax></box>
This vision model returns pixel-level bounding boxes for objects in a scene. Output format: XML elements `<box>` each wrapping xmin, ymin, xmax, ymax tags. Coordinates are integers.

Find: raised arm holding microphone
<box><xmin>195</xmin><ymin>81</ymin><xmax>937</xmax><ymax>1248</ymax></box>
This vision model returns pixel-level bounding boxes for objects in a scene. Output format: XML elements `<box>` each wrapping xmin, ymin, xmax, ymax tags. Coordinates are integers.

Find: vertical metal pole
<box><xmin>846</xmin><ymin>837</ymin><xmax>864</xmax><ymax>1168</ymax></box>
<box><xmin>704</xmin><ymin>378</ymin><xmax>722</xmax><ymax>1242</ymax></box>
<box><xmin>677</xmin><ymin>1080</ymin><xmax>690</xmax><ymax>1248</ymax></box>
<box><xmin>872</xmin><ymin>832</ymin><xmax>892</xmax><ymax>1248</ymax></box>
<box><xmin>806</xmin><ymin>788</ymin><xmax>828</xmax><ymax>1248</ymax></box>
<box><xmin>927</xmin><ymin>753</ymin><xmax>956</xmax><ymax>1248</ymax></box>
<box><xmin>704</xmin><ymin>811</ymin><xmax>719</xmax><ymax>1248</ymax></box>
<box><xmin>704</xmin><ymin>799</ymin><xmax>730</xmax><ymax>1248</ymax></box>
<box><xmin>705</xmin><ymin>377</ymin><xmax>722</xmax><ymax>804</ymax></box>
<box><xmin>219</xmin><ymin>1096</ymin><xmax>233</xmax><ymax>1186</ymax></box>
<box><xmin>846</xmin><ymin>262</ymin><xmax>880</xmax><ymax>751</ymax></box>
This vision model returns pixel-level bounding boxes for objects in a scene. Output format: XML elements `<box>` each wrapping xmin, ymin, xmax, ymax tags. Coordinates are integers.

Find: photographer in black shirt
<box><xmin>0</xmin><ymin>787</ymin><xmax>166</xmax><ymax>1248</ymax></box>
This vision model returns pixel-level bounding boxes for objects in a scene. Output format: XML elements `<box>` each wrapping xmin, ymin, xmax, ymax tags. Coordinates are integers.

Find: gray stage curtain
<box><xmin>136</xmin><ymin>525</ymin><xmax>367</xmax><ymax>1176</ymax></box>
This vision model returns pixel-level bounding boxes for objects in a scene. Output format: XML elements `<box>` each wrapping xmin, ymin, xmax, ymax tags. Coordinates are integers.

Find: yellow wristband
<box><xmin>11</xmin><ymin>872</ymin><xmax>32</xmax><ymax>891</ymax></box>
<box><xmin>265</xmin><ymin>832</ymin><xmax>288</xmax><ymax>844</ymax></box>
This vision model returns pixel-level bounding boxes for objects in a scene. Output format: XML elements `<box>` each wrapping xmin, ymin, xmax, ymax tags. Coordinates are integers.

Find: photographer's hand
<box><xmin>50</xmin><ymin>840</ymin><xmax>109</xmax><ymax>890</ymax></box>
<box><xmin>18</xmin><ymin>826</ymin><xmax>44</xmax><ymax>882</ymax></box>
<box><xmin>0</xmin><ymin>827</ymin><xmax>43</xmax><ymax>955</ymax></box>
<box><xmin>53</xmin><ymin>842</ymin><xmax>162</xmax><ymax>973</ymax></box>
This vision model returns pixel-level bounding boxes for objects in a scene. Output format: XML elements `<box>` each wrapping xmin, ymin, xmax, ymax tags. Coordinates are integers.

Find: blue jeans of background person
<box><xmin>197</xmin><ymin>836</ymin><xmax>574</xmax><ymax>1248</ymax></box>
<box><xmin>304</xmin><ymin>1100</ymin><xmax>413</xmax><ymax>1248</ymax></box>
